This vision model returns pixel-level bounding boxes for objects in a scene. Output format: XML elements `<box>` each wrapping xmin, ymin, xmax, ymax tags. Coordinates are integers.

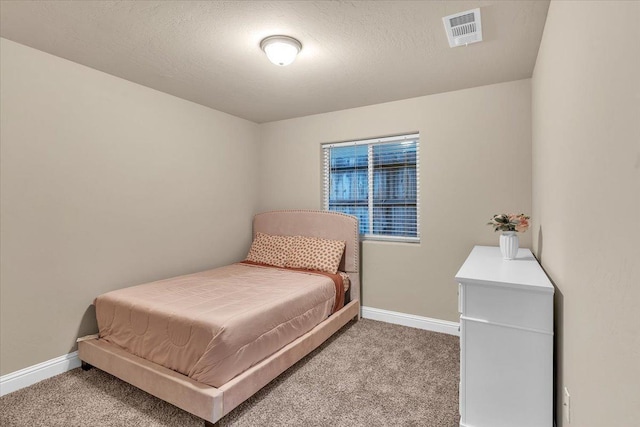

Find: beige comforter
<box><xmin>95</xmin><ymin>263</ymin><xmax>338</xmax><ymax>387</ymax></box>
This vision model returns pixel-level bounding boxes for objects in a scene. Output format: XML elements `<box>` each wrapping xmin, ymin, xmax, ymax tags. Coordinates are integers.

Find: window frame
<box><xmin>322</xmin><ymin>133</ymin><xmax>420</xmax><ymax>243</ymax></box>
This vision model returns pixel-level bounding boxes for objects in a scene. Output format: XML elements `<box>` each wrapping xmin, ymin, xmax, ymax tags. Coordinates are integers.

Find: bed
<box><xmin>77</xmin><ymin>210</ymin><xmax>360</xmax><ymax>426</ymax></box>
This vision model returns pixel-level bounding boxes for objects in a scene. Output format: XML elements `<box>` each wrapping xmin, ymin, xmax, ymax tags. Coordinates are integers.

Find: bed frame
<box><xmin>77</xmin><ymin>210</ymin><xmax>360</xmax><ymax>426</ymax></box>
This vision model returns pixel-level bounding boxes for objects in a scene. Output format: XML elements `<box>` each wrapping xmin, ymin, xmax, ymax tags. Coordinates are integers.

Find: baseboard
<box><xmin>361</xmin><ymin>306</ymin><xmax>460</xmax><ymax>336</ymax></box>
<box><xmin>0</xmin><ymin>351</ymin><xmax>81</xmax><ymax>396</ymax></box>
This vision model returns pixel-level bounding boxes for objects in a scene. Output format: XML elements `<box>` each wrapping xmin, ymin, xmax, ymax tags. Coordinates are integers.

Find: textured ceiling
<box><xmin>0</xmin><ymin>1</ymin><xmax>549</xmax><ymax>123</ymax></box>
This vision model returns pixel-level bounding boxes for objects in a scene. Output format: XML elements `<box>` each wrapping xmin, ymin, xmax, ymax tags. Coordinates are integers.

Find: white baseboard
<box><xmin>0</xmin><ymin>351</ymin><xmax>81</xmax><ymax>396</ymax></box>
<box><xmin>361</xmin><ymin>306</ymin><xmax>460</xmax><ymax>336</ymax></box>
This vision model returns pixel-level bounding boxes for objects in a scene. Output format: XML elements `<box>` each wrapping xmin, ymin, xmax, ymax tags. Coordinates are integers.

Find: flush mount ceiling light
<box><xmin>260</xmin><ymin>35</ymin><xmax>302</xmax><ymax>66</ymax></box>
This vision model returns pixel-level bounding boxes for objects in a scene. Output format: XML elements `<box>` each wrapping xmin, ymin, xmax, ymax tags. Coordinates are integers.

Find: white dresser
<box><xmin>455</xmin><ymin>246</ymin><xmax>554</xmax><ymax>427</ymax></box>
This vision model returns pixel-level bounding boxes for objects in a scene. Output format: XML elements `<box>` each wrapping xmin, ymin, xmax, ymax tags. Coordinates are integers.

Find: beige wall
<box><xmin>0</xmin><ymin>39</ymin><xmax>260</xmax><ymax>375</ymax></box>
<box><xmin>258</xmin><ymin>79</ymin><xmax>533</xmax><ymax>322</ymax></box>
<box><xmin>532</xmin><ymin>1</ymin><xmax>640</xmax><ymax>426</ymax></box>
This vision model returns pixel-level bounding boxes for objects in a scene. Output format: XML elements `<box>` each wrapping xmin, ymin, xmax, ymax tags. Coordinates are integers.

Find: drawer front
<box><xmin>462</xmin><ymin>318</ymin><xmax>553</xmax><ymax>427</ymax></box>
<box><xmin>462</xmin><ymin>282</ymin><xmax>553</xmax><ymax>333</ymax></box>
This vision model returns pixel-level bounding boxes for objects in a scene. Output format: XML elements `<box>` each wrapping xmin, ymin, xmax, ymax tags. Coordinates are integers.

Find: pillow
<box><xmin>338</xmin><ymin>271</ymin><xmax>351</xmax><ymax>292</ymax></box>
<box><xmin>245</xmin><ymin>232</ymin><xmax>294</xmax><ymax>267</ymax></box>
<box><xmin>285</xmin><ymin>235</ymin><xmax>346</xmax><ymax>274</ymax></box>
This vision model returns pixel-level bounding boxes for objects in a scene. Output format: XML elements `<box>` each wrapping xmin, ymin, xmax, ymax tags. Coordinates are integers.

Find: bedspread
<box><xmin>95</xmin><ymin>263</ymin><xmax>340</xmax><ymax>387</ymax></box>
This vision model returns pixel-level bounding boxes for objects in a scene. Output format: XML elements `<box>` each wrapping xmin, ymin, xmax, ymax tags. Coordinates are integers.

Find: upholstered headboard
<box><xmin>253</xmin><ymin>210</ymin><xmax>360</xmax><ymax>303</ymax></box>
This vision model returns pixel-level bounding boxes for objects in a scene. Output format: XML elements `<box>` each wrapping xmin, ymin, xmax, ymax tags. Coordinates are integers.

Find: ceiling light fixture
<box><xmin>260</xmin><ymin>35</ymin><xmax>302</xmax><ymax>66</ymax></box>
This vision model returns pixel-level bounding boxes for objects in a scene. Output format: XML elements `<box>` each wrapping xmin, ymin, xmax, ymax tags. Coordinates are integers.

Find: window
<box><xmin>322</xmin><ymin>133</ymin><xmax>419</xmax><ymax>242</ymax></box>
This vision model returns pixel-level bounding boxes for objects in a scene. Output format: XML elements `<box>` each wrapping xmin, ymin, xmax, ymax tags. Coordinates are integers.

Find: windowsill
<box><xmin>361</xmin><ymin>236</ymin><xmax>420</xmax><ymax>245</ymax></box>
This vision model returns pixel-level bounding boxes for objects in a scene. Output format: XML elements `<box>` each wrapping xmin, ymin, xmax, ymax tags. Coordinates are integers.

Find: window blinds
<box><xmin>322</xmin><ymin>133</ymin><xmax>420</xmax><ymax>242</ymax></box>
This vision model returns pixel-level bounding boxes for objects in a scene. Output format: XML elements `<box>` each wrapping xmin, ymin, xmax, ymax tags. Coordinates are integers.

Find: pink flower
<box><xmin>515</xmin><ymin>217</ymin><xmax>530</xmax><ymax>233</ymax></box>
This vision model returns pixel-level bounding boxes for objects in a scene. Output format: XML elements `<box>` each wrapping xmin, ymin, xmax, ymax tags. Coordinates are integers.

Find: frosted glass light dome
<box><xmin>260</xmin><ymin>36</ymin><xmax>302</xmax><ymax>66</ymax></box>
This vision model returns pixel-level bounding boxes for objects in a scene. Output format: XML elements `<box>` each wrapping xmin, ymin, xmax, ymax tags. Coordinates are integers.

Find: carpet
<box><xmin>0</xmin><ymin>319</ymin><xmax>460</xmax><ymax>426</ymax></box>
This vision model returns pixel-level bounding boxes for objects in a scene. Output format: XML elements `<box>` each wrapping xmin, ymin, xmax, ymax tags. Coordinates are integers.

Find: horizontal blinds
<box><xmin>323</xmin><ymin>143</ymin><xmax>370</xmax><ymax>234</ymax></box>
<box><xmin>322</xmin><ymin>134</ymin><xmax>419</xmax><ymax>242</ymax></box>
<box><xmin>371</xmin><ymin>140</ymin><xmax>418</xmax><ymax>238</ymax></box>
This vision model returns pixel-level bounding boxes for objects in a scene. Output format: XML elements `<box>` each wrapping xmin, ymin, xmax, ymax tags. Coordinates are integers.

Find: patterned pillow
<box><xmin>285</xmin><ymin>236</ymin><xmax>346</xmax><ymax>274</ymax></box>
<box><xmin>338</xmin><ymin>271</ymin><xmax>351</xmax><ymax>292</ymax></box>
<box><xmin>245</xmin><ymin>232</ymin><xmax>294</xmax><ymax>267</ymax></box>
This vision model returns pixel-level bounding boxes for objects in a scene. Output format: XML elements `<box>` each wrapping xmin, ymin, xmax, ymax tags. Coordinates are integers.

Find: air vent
<box><xmin>443</xmin><ymin>8</ymin><xmax>482</xmax><ymax>48</ymax></box>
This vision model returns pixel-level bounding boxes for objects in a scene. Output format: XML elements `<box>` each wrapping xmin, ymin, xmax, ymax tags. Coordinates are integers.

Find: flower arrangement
<box><xmin>488</xmin><ymin>213</ymin><xmax>530</xmax><ymax>233</ymax></box>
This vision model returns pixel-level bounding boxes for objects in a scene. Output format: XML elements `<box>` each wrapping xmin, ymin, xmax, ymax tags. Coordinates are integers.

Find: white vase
<box><xmin>500</xmin><ymin>231</ymin><xmax>519</xmax><ymax>260</ymax></box>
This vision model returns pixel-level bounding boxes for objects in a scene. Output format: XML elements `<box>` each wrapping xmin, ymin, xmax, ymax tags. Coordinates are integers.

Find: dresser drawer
<box><xmin>462</xmin><ymin>282</ymin><xmax>553</xmax><ymax>333</ymax></box>
<box><xmin>461</xmin><ymin>318</ymin><xmax>553</xmax><ymax>427</ymax></box>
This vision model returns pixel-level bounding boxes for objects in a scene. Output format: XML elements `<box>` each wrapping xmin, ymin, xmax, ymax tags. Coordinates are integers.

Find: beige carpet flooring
<box><xmin>0</xmin><ymin>319</ymin><xmax>460</xmax><ymax>426</ymax></box>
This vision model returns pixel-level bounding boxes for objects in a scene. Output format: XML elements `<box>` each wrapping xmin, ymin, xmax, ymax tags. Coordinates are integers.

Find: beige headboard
<box><xmin>253</xmin><ymin>210</ymin><xmax>360</xmax><ymax>303</ymax></box>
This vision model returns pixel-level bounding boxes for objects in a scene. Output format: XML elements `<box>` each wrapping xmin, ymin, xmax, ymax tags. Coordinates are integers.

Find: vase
<box><xmin>499</xmin><ymin>231</ymin><xmax>519</xmax><ymax>260</ymax></box>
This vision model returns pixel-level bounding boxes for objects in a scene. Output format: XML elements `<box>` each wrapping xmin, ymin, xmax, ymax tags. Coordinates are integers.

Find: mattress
<box><xmin>95</xmin><ymin>263</ymin><xmax>341</xmax><ymax>387</ymax></box>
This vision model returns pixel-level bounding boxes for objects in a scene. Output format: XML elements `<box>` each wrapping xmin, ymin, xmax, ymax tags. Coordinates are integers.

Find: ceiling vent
<box><xmin>443</xmin><ymin>8</ymin><xmax>482</xmax><ymax>48</ymax></box>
